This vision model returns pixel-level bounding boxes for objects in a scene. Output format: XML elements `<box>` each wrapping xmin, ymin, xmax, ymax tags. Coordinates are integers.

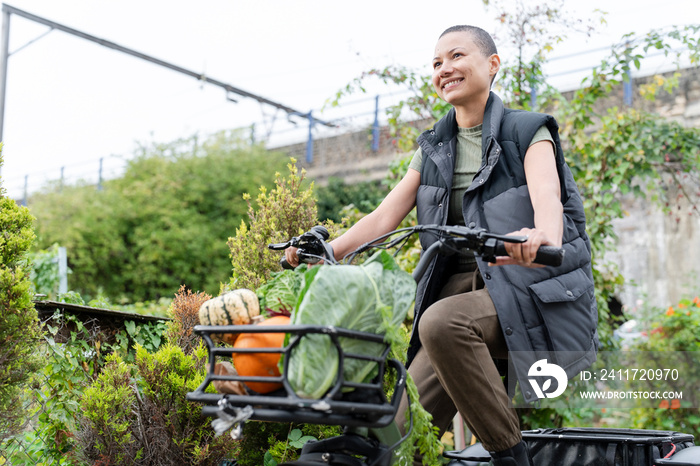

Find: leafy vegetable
<box><xmin>256</xmin><ymin>268</ymin><xmax>306</xmax><ymax>316</ymax></box>
<box><xmin>284</xmin><ymin>251</ymin><xmax>415</xmax><ymax>399</ymax></box>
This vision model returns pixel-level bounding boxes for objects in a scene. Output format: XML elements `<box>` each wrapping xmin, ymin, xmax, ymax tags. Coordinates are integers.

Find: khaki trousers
<box><xmin>397</xmin><ymin>270</ymin><xmax>522</xmax><ymax>456</ymax></box>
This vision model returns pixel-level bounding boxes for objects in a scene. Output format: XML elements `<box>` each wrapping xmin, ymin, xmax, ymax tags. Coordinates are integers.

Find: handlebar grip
<box><xmin>280</xmin><ymin>257</ymin><xmax>294</xmax><ymax>270</ymax></box>
<box><xmin>495</xmin><ymin>243</ymin><xmax>565</xmax><ymax>267</ymax></box>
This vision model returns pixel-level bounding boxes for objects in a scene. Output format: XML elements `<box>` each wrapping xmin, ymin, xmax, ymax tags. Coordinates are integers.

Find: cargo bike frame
<box><xmin>187</xmin><ymin>225</ymin><xmax>700</xmax><ymax>466</ymax></box>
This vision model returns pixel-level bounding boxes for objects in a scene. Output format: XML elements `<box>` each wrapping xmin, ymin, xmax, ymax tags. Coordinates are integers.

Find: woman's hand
<box><xmin>491</xmin><ymin>227</ymin><xmax>552</xmax><ymax>268</ymax></box>
<box><xmin>284</xmin><ymin>246</ymin><xmax>300</xmax><ymax>268</ymax></box>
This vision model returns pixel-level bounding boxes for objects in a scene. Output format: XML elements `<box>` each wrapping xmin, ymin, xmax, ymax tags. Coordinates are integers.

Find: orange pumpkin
<box><xmin>232</xmin><ymin>315</ymin><xmax>290</xmax><ymax>394</ymax></box>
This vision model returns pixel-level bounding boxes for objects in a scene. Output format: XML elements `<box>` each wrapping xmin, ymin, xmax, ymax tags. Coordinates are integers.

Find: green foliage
<box><xmin>394</xmin><ymin>375</ymin><xmax>443</xmax><ymax>465</ymax></box>
<box><xmin>111</xmin><ymin>297</ymin><xmax>173</xmax><ymax>319</ymax></box>
<box><xmin>65</xmin><ymin>284</ymin><xmax>238</xmax><ymax>465</ymax></box>
<box><xmin>0</xmin><ymin>152</ymin><xmax>43</xmax><ymax>442</ymax></box>
<box><xmin>624</xmin><ymin>295</ymin><xmax>700</xmax><ymax>438</ymax></box>
<box><xmin>315</xmin><ymin>177</ymin><xmax>387</xmax><ymax>223</ymax></box>
<box><xmin>78</xmin><ymin>342</ymin><xmax>236</xmax><ymax>465</ymax></box>
<box><xmin>80</xmin><ymin>353</ymin><xmax>139</xmax><ymax>463</ymax></box>
<box><xmin>6</xmin><ymin>308</ymin><xmax>169</xmax><ymax>465</ymax></box>
<box><xmin>230</xmin><ymin>422</ymin><xmax>290</xmax><ymax>466</ymax></box>
<box><xmin>28</xmin><ymin>131</ymin><xmax>288</xmax><ymax>302</ymax></box>
<box><xmin>227</xmin><ymin>159</ymin><xmax>342</xmax><ymax>291</ymax></box>
<box><xmin>284</xmin><ymin>254</ymin><xmax>414</xmax><ymax>399</ymax></box>
<box><xmin>28</xmin><ymin>243</ymin><xmax>69</xmax><ymax>299</ymax></box>
<box><xmin>558</xmin><ymin>29</ymin><xmax>700</xmax><ymax>345</ymax></box>
<box><xmin>264</xmin><ymin>425</ymin><xmax>344</xmax><ymax>465</ymax></box>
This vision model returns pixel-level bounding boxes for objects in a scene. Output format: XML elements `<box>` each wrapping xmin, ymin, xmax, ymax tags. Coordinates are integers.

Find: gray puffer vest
<box><xmin>409</xmin><ymin>92</ymin><xmax>598</xmax><ymax>404</ymax></box>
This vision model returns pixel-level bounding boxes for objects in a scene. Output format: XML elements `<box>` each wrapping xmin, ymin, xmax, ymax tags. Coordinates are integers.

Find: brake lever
<box><xmin>268</xmin><ymin>239</ymin><xmax>295</xmax><ymax>250</ymax></box>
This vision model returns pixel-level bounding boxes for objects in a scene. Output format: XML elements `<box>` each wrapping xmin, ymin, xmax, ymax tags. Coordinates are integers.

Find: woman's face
<box><xmin>431</xmin><ymin>31</ymin><xmax>499</xmax><ymax>108</ymax></box>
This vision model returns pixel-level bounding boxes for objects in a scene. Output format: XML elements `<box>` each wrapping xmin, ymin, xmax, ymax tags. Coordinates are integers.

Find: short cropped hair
<box><xmin>439</xmin><ymin>25</ymin><xmax>498</xmax><ymax>57</ymax></box>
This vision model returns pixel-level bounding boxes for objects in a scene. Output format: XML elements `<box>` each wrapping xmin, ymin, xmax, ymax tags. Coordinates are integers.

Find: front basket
<box><xmin>186</xmin><ymin>324</ymin><xmax>405</xmax><ymax>428</ymax></box>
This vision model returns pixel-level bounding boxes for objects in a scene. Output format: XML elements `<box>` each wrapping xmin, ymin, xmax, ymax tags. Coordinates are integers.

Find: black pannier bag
<box><xmin>523</xmin><ymin>428</ymin><xmax>698</xmax><ymax>466</ymax></box>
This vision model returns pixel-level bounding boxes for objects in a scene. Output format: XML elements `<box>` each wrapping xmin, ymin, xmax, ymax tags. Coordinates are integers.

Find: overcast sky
<box><xmin>1</xmin><ymin>0</ymin><xmax>698</xmax><ymax>199</ymax></box>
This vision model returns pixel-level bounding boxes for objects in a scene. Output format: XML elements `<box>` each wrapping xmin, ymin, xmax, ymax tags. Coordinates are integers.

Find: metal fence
<box><xmin>0</xmin><ymin>302</ymin><xmax>169</xmax><ymax>466</ymax></box>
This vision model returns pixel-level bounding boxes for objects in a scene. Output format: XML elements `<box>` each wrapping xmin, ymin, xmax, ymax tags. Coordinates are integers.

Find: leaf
<box><xmin>256</xmin><ymin>268</ymin><xmax>305</xmax><ymax>315</ymax></box>
<box><xmin>263</xmin><ymin>451</ymin><xmax>278</xmax><ymax>466</ymax></box>
<box><xmin>150</xmin><ymin>334</ymin><xmax>161</xmax><ymax>349</ymax></box>
<box><xmin>125</xmin><ymin>320</ymin><xmax>137</xmax><ymax>337</ymax></box>
<box><xmin>288</xmin><ymin>428</ymin><xmax>317</xmax><ymax>448</ymax></box>
<box><xmin>288</xmin><ymin>429</ymin><xmax>302</xmax><ymax>442</ymax></box>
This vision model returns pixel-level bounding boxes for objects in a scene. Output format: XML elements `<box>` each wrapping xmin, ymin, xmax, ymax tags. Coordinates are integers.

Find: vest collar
<box><xmin>482</xmin><ymin>91</ymin><xmax>504</xmax><ymax>155</ymax></box>
<box><xmin>421</xmin><ymin>91</ymin><xmax>504</xmax><ymax>148</ymax></box>
<box><xmin>421</xmin><ymin>107</ymin><xmax>457</xmax><ymax>147</ymax></box>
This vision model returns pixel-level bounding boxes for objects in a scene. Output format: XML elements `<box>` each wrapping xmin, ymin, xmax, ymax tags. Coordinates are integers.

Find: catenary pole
<box><xmin>0</xmin><ymin>7</ymin><xmax>10</xmax><ymax>176</ymax></box>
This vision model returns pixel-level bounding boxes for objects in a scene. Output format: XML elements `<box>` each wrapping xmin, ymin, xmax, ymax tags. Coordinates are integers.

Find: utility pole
<box><xmin>0</xmin><ymin>6</ymin><xmax>10</xmax><ymax>177</ymax></box>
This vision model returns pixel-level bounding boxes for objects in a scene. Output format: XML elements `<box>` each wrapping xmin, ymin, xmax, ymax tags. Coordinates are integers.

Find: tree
<box><xmin>0</xmin><ymin>151</ymin><xmax>43</xmax><ymax>442</ymax></box>
<box><xmin>28</xmin><ymin>131</ymin><xmax>289</xmax><ymax>302</ymax></box>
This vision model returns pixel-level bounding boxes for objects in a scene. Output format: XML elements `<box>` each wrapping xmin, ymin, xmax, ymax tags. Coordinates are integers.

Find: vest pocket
<box><xmin>527</xmin><ymin>268</ymin><xmax>596</xmax><ymax>354</ymax></box>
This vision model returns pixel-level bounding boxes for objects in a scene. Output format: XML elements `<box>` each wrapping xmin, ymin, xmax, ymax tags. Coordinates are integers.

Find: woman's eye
<box><xmin>433</xmin><ymin>61</ymin><xmax>441</xmax><ymax>69</ymax></box>
<box><xmin>453</xmin><ymin>52</ymin><xmax>463</xmax><ymax>59</ymax></box>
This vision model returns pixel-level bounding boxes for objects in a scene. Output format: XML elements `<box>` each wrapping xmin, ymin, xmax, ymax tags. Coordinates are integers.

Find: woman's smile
<box><xmin>442</xmin><ymin>77</ymin><xmax>465</xmax><ymax>92</ymax></box>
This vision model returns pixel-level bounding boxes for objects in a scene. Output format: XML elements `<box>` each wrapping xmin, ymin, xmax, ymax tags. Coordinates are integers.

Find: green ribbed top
<box><xmin>409</xmin><ymin>124</ymin><xmax>553</xmax><ymax>271</ymax></box>
<box><xmin>409</xmin><ymin>125</ymin><xmax>553</xmax><ymax>225</ymax></box>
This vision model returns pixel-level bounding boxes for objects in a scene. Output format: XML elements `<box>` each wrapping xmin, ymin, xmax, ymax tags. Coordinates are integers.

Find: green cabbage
<box><xmin>284</xmin><ymin>251</ymin><xmax>415</xmax><ymax>399</ymax></box>
<box><xmin>256</xmin><ymin>267</ymin><xmax>306</xmax><ymax>315</ymax></box>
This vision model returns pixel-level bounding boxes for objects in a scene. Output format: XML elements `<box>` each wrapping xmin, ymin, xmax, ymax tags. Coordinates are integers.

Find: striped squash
<box><xmin>198</xmin><ymin>289</ymin><xmax>261</xmax><ymax>344</ymax></box>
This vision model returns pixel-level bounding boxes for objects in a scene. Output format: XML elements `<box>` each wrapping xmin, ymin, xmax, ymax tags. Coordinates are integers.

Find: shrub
<box><xmin>626</xmin><ymin>295</ymin><xmax>700</xmax><ymax>437</ymax></box>
<box><xmin>76</xmin><ymin>285</ymin><xmax>234</xmax><ymax>465</ymax></box>
<box><xmin>227</xmin><ymin>159</ymin><xmax>342</xmax><ymax>291</ymax></box>
<box><xmin>165</xmin><ymin>285</ymin><xmax>211</xmax><ymax>355</ymax></box>
<box><xmin>0</xmin><ymin>152</ymin><xmax>43</xmax><ymax>442</ymax></box>
<box><xmin>77</xmin><ymin>343</ymin><xmax>236</xmax><ymax>465</ymax></box>
<box><xmin>78</xmin><ymin>353</ymin><xmax>140</xmax><ymax>463</ymax></box>
<box><xmin>29</xmin><ymin>132</ymin><xmax>288</xmax><ymax>302</ymax></box>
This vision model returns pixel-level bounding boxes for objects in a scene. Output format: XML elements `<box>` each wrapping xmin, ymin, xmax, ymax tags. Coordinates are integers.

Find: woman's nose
<box><xmin>440</xmin><ymin>60</ymin><xmax>454</xmax><ymax>75</ymax></box>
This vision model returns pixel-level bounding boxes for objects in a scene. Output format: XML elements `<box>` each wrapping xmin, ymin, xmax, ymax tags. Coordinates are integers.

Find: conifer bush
<box><xmin>76</xmin><ymin>286</ymin><xmax>235</xmax><ymax>465</ymax></box>
<box><xmin>227</xmin><ymin>158</ymin><xmax>342</xmax><ymax>291</ymax></box>
<box><xmin>0</xmin><ymin>152</ymin><xmax>43</xmax><ymax>442</ymax></box>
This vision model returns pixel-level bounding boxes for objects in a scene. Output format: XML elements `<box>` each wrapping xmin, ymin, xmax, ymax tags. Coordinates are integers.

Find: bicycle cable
<box><xmin>343</xmin><ymin>227</ymin><xmax>419</xmax><ymax>264</ymax></box>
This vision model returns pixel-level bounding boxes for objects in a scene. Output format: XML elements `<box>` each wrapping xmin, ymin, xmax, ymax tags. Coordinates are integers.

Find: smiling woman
<box><xmin>431</xmin><ymin>25</ymin><xmax>501</xmax><ymax>127</ymax></box>
<box><xmin>283</xmin><ymin>23</ymin><xmax>596</xmax><ymax>466</ymax></box>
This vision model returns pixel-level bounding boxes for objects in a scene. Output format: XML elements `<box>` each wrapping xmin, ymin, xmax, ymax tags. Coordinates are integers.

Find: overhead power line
<box><xmin>0</xmin><ymin>2</ymin><xmax>335</xmax><ymax>166</ymax></box>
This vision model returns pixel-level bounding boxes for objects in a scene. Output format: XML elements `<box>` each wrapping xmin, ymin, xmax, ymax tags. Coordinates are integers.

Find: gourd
<box><xmin>232</xmin><ymin>315</ymin><xmax>290</xmax><ymax>394</ymax></box>
<box><xmin>198</xmin><ymin>289</ymin><xmax>260</xmax><ymax>345</ymax></box>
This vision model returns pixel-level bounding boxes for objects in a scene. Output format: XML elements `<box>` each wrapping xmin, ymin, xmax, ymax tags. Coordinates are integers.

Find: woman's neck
<box><xmin>453</xmin><ymin>92</ymin><xmax>490</xmax><ymax>128</ymax></box>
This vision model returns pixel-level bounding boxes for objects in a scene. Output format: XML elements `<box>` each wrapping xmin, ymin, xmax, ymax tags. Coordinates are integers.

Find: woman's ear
<box><xmin>489</xmin><ymin>53</ymin><xmax>501</xmax><ymax>78</ymax></box>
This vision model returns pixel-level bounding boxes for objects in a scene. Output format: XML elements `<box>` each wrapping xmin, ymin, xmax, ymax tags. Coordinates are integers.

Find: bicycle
<box><xmin>187</xmin><ymin>225</ymin><xmax>700</xmax><ymax>466</ymax></box>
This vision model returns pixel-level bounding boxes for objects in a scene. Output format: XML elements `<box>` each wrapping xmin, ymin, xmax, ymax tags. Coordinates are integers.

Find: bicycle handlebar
<box><xmin>269</xmin><ymin>225</ymin><xmax>335</xmax><ymax>269</ymax></box>
<box><xmin>269</xmin><ymin>224</ymin><xmax>565</xmax><ymax>275</ymax></box>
